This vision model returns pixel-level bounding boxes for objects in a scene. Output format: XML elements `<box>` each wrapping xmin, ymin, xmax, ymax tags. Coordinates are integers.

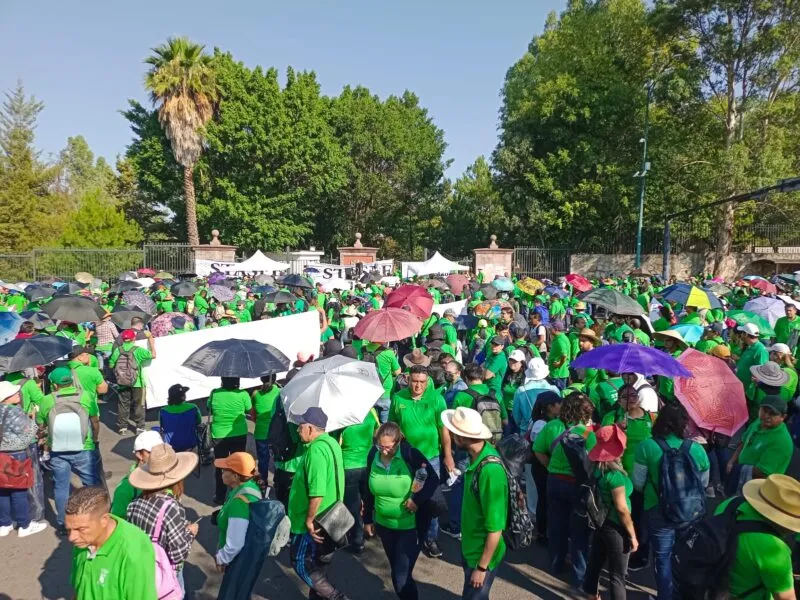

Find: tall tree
<box><xmin>57</xmin><ymin>135</ymin><xmax>115</xmax><ymax>200</ymax></box>
<box><xmin>144</xmin><ymin>37</ymin><xmax>218</xmax><ymax>245</ymax></box>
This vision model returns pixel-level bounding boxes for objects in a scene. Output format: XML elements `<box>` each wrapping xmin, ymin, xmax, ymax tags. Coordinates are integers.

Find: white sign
<box><xmin>431</xmin><ymin>300</ymin><xmax>467</xmax><ymax>316</ymax></box>
<box><xmin>305</xmin><ymin>259</ymin><xmax>394</xmax><ymax>280</ymax></box>
<box><xmin>139</xmin><ymin>311</ymin><xmax>320</xmax><ymax>408</ymax></box>
<box><xmin>195</xmin><ymin>258</ymin><xmax>237</xmax><ymax>277</ymax></box>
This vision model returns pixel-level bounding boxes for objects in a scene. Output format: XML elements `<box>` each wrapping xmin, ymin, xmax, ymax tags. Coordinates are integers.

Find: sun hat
<box><xmin>742</xmin><ymin>474</ymin><xmax>800</xmax><ymax>533</ymax></box>
<box><xmin>737</xmin><ymin>322</ymin><xmax>760</xmax><ymax>337</ymax></box>
<box><xmin>0</xmin><ymin>381</ymin><xmax>21</xmax><ymax>402</ymax></box>
<box><xmin>761</xmin><ymin>394</ymin><xmax>788</xmax><ymax>415</ymax></box>
<box><xmin>490</xmin><ymin>335</ymin><xmax>505</xmax><ymax>346</ymax></box>
<box><xmin>588</xmin><ymin>425</ymin><xmax>627</xmax><ymax>462</ymax></box>
<box><xmin>440</xmin><ymin>407</ymin><xmax>492</xmax><ymax>440</ymax></box>
<box><xmin>574</xmin><ymin>301</ymin><xmax>587</xmax><ymax>311</ymax></box>
<box><xmin>578</xmin><ymin>328</ymin><xmax>601</xmax><ymax>347</ymax></box>
<box><xmin>129</xmin><ymin>443</ymin><xmax>198</xmax><ymax>491</ymax></box>
<box><xmin>403</xmin><ymin>348</ymin><xmax>431</xmax><ymax>368</ymax></box>
<box><xmin>750</xmin><ymin>361</ymin><xmax>790</xmax><ymax>387</ymax></box>
<box><xmin>214</xmin><ymin>451</ymin><xmax>257</xmax><ymax>477</ymax></box>
<box><xmin>121</xmin><ymin>329</ymin><xmax>137</xmax><ymax>342</ymax></box>
<box><xmin>769</xmin><ymin>343</ymin><xmax>792</xmax><ymax>355</ymax></box>
<box><xmin>537</xmin><ymin>390</ymin><xmax>563</xmax><ymax>406</ymax></box>
<box><xmin>133</xmin><ymin>430</ymin><xmax>164</xmax><ymax>453</ymax></box>
<box><xmin>653</xmin><ymin>330</ymin><xmax>688</xmax><ymax>348</ymax></box>
<box><xmin>477</xmin><ymin>318</ymin><xmax>488</xmax><ymax>328</ymax></box>
<box><xmin>48</xmin><ymin>366</ymin><xmax>74</xmax><ymax>386</ymax></box>
<box><xmin>524</xmin><ymin>357</ymin><xmax>550</xmax><ymax>380</ymax></box>
<box><xmin>508</xmin><ymin>349</ymin><xmax>526</xmax><ymax>363</ymax></box>
<box><xmin>711</xmin><ymin>345</ymin><xmax>731</xmax><ymax>359</ymax></box>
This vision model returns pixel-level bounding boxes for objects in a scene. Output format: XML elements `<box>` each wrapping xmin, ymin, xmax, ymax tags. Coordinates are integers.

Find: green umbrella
<box><xmin>726</xmin><ymin>309</ymin><xmax>776</xmax><ymax>338</ymax></box>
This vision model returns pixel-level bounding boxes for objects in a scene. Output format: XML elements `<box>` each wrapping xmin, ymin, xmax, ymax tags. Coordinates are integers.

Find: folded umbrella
<box><xmin>150</xmin><ymin>311</ymin><xmax>191</xmax><ymax>337</ymax></box>
<box><xmin>281</xmin><ymin>355</ymin><xmax>385</xmax><ymax>431</ymax></box>
<box><xmin>121</xmin><ymin>291</ymin><xmax>156</xmax><ymax>315</ymax></box>
<box><xmin>353</xmin><ymin>307</ymin><xmax>422</xmax><ymax>343</ymax></box>
<box><xmin>571</xmin><ymin>343</ymin><xmax>692</xmax><ymax>378</ymax></box>
<box><xmin>565</xmin><ymin>273</ymin><xmax>592</xmax><ymax>293</ymax></box>
<box><xmin>280</xmin><ymin>274</ymin><xmax>313</xmax><ymax>289</ymax></box>
<box><xmin>675</xmin><ymin>349</ymin><xmax>747</xmax><ymax>437</ymax></box>
<box><xmin>108</xmin><ymin>280</ymin><xmax>143</xmax><ymax>294</ymax></box>
<box><xmin>579</xmin><ymin>288</ymin><xmax>644</xmax><ymax>316</ymax></box>
<box><xmin>171</xmin><ymin>281</ymin><xmax>199</xmax><ymax>298</ymax></box>
<box><xmin>43</xmin><ymin>296</ymin><xmax>106</xmax><ymax>323</ymax></box>
<box><xmin>743</xmin><ymin>296</ymin><xmax>786</xmax><ymax>327</ymax></box>
<box><xmin>385</xmin><ymin>285</ymin><xmax>434</xmax><ymax>320</ymax></box>
<box><xmin>0</xmin><ymin>313</ymin><xmax>24</xmax><ymax>345</ymax></box>
<box><xmin>110</xmin><ymin>307</ymin><xmax>152</xmax><ymax>329</ymax></box>
<box><xmin>19</xmin><ymin>310</ymin><xmax>55</xmax><ymax>331</ymax></box>
<box><xmin>182</xmin><ymin>339</ymin><xmax>290</xmax><ymax>378</ymax></box>
<box><xmin>0</xmin><ymin>335</ymin><xmax>73</xmax><ymax>371</ymax></box>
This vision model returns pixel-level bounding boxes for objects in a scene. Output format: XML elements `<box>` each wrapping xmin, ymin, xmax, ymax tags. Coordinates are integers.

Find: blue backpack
<box><xmin>654</xmin><ymin>438</ymin><xmax>706</xmax><ymax>526</ymax></box>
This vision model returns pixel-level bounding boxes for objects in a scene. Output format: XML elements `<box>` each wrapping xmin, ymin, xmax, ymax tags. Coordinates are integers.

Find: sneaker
<box><xmin>440</xmin><ymin>524</ymin><xmax>462</xmax><ymax>540</ymax></box>
<box><xmin>118</xmin><ymin>428</ymin><xmax>130</xmax><ymax>436</ymax></box>
<box><xmin>0</xmin><ymin>525</ymin><xmax>12</xmax><ymax>537</ymax></box>
<box><xmin>422</xmin><ymin>540</ymin><xmax>443</xmax><ymax>559</ymax></box>
<box><xmin>18</xmin><ymin>521</ymin><xmax>47</xmax><ymax>538</ymax></box>
<box><xmin>628</xmin><ymin>557</ymin><xmax>649</xmax><ymax>572</ymax></box>
<box><xmin>705</xmin><ymin>485</ymin><xmax>716</xmax><ymax>498</ymax></box>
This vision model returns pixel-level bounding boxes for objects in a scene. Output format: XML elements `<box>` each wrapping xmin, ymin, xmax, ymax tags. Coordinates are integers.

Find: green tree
<box><xmin>145</xmin><ymin>37</ymin><xmax>218</xmax><ymax>246</ymax></box>
<box><xmin>57</xmin><ymin>135</ymin><xmax>115</xmax><ymax>199</ymax></box>
<box><xmin>58</xmin><ymin>188</ymin><xmax>143</xmax><ymax>248</ymax></box>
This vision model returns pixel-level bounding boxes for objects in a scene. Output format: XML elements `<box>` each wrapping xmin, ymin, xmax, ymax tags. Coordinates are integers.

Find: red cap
<box><xmin>121</xmin><ymin>329</ymin><xmax>136</xmax><ymax>342</ymax></box>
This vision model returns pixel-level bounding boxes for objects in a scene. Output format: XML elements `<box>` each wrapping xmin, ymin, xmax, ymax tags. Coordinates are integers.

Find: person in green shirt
<box><xmin>548</xmin><ymin>322</ymin><xmax>571</xmax><ymax>390</ymax></box>
<box><xmin>340</xmin><ymin>408</ymin><xmax>380</xmax><ymax>553</ymax></box>
<box><xmin>108</xmin><ymin>328</ymin><xmax>155</xmax><ymax>435</ymax></box>
<box><xmin>208</xmin><ymin>377</ymin><xmax>252</xmax><ymax>504</ymax></box>
<box><xmin>287</xmin><ymin>407</ymin><xmax>348</xmax><ymax>600</ymax></box>
<box><xmin>679</xmin><ymin>306</ymin><xmax>703</xmax><ymax>326</ymax></box>
<box><xmin>653</xmin><ymin>330</ymin><xmax>687</xmax><ymax>401</ymax></box>
<box><xmin>193</xmin><ymin>289</ymin><xmax>210</xmax><ymax>328</ymax></box>
<box><xmin>251</xmin><ymin>375</ymin><xmax>280</xmax><ymax>482</ymax></box>
<box><xmin>453</xmin><ymin>362</ymin><xmax>510</xmax><ymax>424</ymax></box>
<box><xmin>774</xmin><ymin>302</ymin><xmax>800</xmax><ymax>352</ymax></box>
<box><xmin>734</xmin><ymin>323</ymin><xmax>770</xmax><ymax>401</ymax></box>
<box><xmin>67</xmin><ymin>486</ymin><xmax>157</xmax><ymax>600</ymax></box>
<box><xmin>368</xmin><ymin>342</ymin><xmax>401</xmax><ymax>422</ymax></box>
<box><xmin>439</xmin><ymin>309</ymin><xmax>459</xmax><ymax>348</ymax></box>
<box><xmin>483</xmin><ymin>336</ymin><xmax>508</xmax><ymax>395</ymax></box>
<box><xmin>533</xmin><ymin>392</ymin><xmax>597</xmax><ymax>584</ymax></box>
<box><xmin>5</xmin><ymin>370</ymin><xmax>45</xmax><ymax>414</ymax></box>
<box><xmin>695</xmin><ymin>322</ymin><xmax>727</xmax><ymax>355</ymax></box>
<box><xmin>583</xmin><ymin>424</ymin><xmax>638</xmax><ymax>600</ymax></box>
<box><xmin>629</xmin><ymin>317</ymin><xmax>651</xmax><ymax>346</ymax></box>
<box><xmin>441</xmin><ymin>406</ymin><xmax>509</xmax><ymax>598</ymax></box>
<box><xmin>714</xmin><ymin>475</ymin><xmax>799</xmax><ymax>600</ymax></box>
<box><xmin>68</xmin><ymin>345</ymin><xmax>108</xmax><ymax>404</ymax></box>
<box><xmin>110</xmin><ymin>430</ymin><xmax>163</xmax><ymax>519</ymax></box>
<box><xmin>727</xmin><ymin>395</ymin><xmax>794</xmax><ymax>496</ymax></box>
<box><xmin>769</xmin><ymin>344</ymin><xmax>799</xmax><ymax>403</ymax></box>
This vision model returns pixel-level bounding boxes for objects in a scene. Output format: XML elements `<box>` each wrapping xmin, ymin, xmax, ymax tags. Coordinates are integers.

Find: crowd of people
<box><xmin>2</xmin><ymin>269</ymin><xmax>800</xmax><ymax>599</ymax></box>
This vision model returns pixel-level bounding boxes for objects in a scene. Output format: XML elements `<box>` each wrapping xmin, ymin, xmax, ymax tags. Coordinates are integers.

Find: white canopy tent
<box><xmin>404</xmin><ymin>252</ymin><xmax>468</xmax><ymax>277</ymax></box>
<box><xmin>221</xmin><ymin>250</ymin><xmax>290</xmax><ymax>275</ymax></box>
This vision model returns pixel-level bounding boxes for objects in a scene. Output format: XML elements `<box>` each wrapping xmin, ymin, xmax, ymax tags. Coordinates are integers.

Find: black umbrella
<box><xmin>279</xmin><ymin>274</ymin><xmax>313</xmax><ymax>289</ymax></box>
<box><xmin>42</xmin><ymin>296</ymin><xmax>107</xmax><ymax>323</ymax></box>
<box><xmin>171</xmin><ymin>281</ymin><xmax>198</xmax><ymax>298</ymax></box>
<box><xmin>24</xmin><ymin>285</ymin><xmax>56</xmax><ymax>301</ymax></box>
<box><xmin>108</xmin><ymin>280</ymin><xmax>143</xmax><ymax>294</ymax></box>
<box><xmin>20</xmin><ymin>310</ymin><xmax>55</xmax><ymax>330</ymax></box>
<box><xmin>250</xmin><ymin>285</ymin><xmax>276</xmax><ymax>295</ymax></box>
<box><xmin>0</xmin><ymin>335</ymin><xmax>73</xmax><ymax>371</ymax></box>
<box><xmin>182</xmin><ymin>339</ymin><xmax>291</xmax><ymax>378</ymax></box>
<box><xmin>110</xmin><ymin>307</ymin><xmax>152</xmax><ymax>329</ymax></box>
<box><xmin>54</xmin><ymin>282</ymin><xmax>88</xmax><ymax>295</ymax></box>
<box><xmin>579</xmin><ymin>288</ymin><xmax>645</xmax><ymax>317</ymax></box>
<box><xmin>263</xmin><ymin>291</ymin><xmax>299</xmax><ymax>305</ymax></box>
<box><xmin>455</xmin><ymin>314</ymin><xmax>479</xmax><ymax>332</ymax></box>
<box><xmin>150</xmin><ymin>280</ymin><xmax>174</xmax><ymax>291</ymax></box>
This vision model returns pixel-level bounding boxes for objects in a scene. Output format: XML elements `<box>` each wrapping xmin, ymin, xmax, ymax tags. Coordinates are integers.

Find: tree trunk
<box><xmin>183</xmin><ymin>164</ymin><xmax>200</xmax><ymax>246</ymax></box>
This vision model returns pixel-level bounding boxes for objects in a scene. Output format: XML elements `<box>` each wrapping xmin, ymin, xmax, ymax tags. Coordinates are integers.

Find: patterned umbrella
<box><xmin>209</xmin><ymin>285</ymin><xmax>235</xmax><ymax>302</ymax></box>
<box><xmin>474</xmin><ymin>300</ymin><xmax>512</xmax><ymax>319</ymax></box>
<box><xmin>121</xmin><ymin>290</ymin><xmax>156</xmax><ymax>315</ymax></box>
<box><xmin>516</xmin><ymin>278</ymin><xmax>544</xmax><ymax>296</ymax></box>
<box><xmin>151</xmin><ymin>312</ymin><xmax>192</xmax><ymax>337</ymax></box>
<box><xmin>659</xmin><ymin>283</ymin><xmax>721</xmax><ymax>310</ymax></box>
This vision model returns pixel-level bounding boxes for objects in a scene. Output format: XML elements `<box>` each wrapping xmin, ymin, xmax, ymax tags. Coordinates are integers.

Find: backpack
<box><xmin>48</xmin><ymin>389</ymin><xmax>90</xmax><ymax>452</ymax></box>
<box><xmin>672</xmin><ymin>496</ymin><xmax>782</xmax><ymax>600</ymax></box>
<box><xmin>575</xmin><ymin>470</ymin><xmax>610</xmax><ymax>531</ymax></box>
<box><xmin>267</xmin><ymin>400</ymin><xmax>298</xmax><ymax>463</ymax></box>
<box><xmin>114</xmin><ymin>349</ymin><xmax>138</xmax><ymax>387</ymax></box>
<box><xmin>150</xmin><ymin>500</ymin><xmax>183</xmax><ymax>600</ymax></box>
<box><xmin>654</xmin><ymin>438</ymin><xmax>706</xmax><ymax>526</ymax></box>
<box><xmin>470</xmin><ymin>453</ymin><xmax>534</xmax><ymax>551</ymax></box>
<box><xmin>465</xmin><ymin>389</ymin><xmax>503</xmax><ymax>445</ymax></box>
<box><xmin>549</xmin><ymin>425</ymin><xmax>593</xmax><ymax>483</ymax></box>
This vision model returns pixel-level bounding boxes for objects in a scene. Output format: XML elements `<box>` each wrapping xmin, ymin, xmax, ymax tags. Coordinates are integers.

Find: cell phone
<box><xmin>192</xmin><ymin>516</ymin><xmax>203</xmax><ymax>525</ymax></box>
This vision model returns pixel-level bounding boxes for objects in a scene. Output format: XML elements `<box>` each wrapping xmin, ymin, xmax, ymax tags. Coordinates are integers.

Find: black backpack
<box><xmin>575</xmin><ymin>470</ymin><xmax>610</xmax><ymax>531</ymax></box>
<box><xmin>672</xmin><ymin>496</ymin><xmax>782</xmax><ymax>600</ymax></box>
<box><xmin>267</xmin><ymin>401</ymin><xmax>298</xmax><ymax>463</ymax></box>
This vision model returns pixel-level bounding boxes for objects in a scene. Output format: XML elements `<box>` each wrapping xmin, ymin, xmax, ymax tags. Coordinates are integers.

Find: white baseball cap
<box><xmin>509</xmin><ymin>349</ymin><xmax>527</xmax><ymax>363</ymax></box>
<box><xmin>134</xmin><ymin>430</ymin><xmax>164</xmax><ymax>452</ymax></box>
<box><xmin>737</xmin><ymin>323</ymin><xmax>760</xmax><ymax>337</ymax></box>
<box><xmin>769</xmin><ymin>343</ymin><xmax>792</xmax><ymax>355</ymax></box>
<box><xmin>0</xmin><ymin>381</ymin><xmax>21</xmax><ymax>402</ymax></box>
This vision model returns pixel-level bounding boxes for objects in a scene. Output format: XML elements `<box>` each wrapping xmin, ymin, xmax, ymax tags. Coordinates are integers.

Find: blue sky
<box><xmin>0</xmin><ymin>0</ymin><xmax>563</xmax><ymax>178</ymax></box>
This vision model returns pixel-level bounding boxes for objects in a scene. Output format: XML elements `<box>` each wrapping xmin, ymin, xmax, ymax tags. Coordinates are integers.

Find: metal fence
<box><xmin>513</xmin><ymin>247</ymin><xmax>571</xmax><ymax>280</ymax></box>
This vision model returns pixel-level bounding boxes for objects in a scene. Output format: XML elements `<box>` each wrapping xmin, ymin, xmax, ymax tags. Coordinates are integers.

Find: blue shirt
<box><xmin>512</xmin><ymin>379</ymin><xmax>560</xmax><ymax>434</ymax></box>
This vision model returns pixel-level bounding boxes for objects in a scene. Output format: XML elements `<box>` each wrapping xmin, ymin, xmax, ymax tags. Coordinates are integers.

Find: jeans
<box><xmin>461</xmin><ymin>559</ymin><xmax>498</xmax><ymax>600</ymax></box>
<box><xmin>547</xmin><ymin>475</ymin><xmax>589</xmax><ymax>585</ymax></box>
<box><xmin>376</xmin><ymin>524</ymin><xmax>421</xmax><ymax>600</ymax></box>
<box><xmin>195</xmin><ymin>314</ymin><xmax>207</xmax><ymax>330</ymax></box>
<box><xmin>707</xmin><ymin>444</ymin><xmax>731</xmax><ymax>489</ymax></box>
<box><xmin>552</xmin><ymin>377</ymin><xmax>568</xmax><ymax>391</ymax></box>
<box><xmin>375</xmin><ymin>397</ymin><xmax>390</xmax><ymax>424</ymax></box>
<box><xmin>117</xmin><ymin>386</ymin><xmax>145</xmax><ymax>431</ymax></box>
<box><xmin>647</xmin><ymin>509</ymin><xmax>677</xmax><ymax>600</ymax></box>
<box><xmin>290</xmin><ymin>533</ymin><xmax>347</xmax><ymax>600</ymax></box>
<box><xmin>445</xmin><ymin>451</ymin><xmax>469</xmax><ymax>533</ymax></box>
<box><xmin>344</xmin><ymin>467</ymin><xmax>368</xmax><ymax>546</ymax></box>
<box><xmin>0</xmin><ymin>450</ymin><xmax>31</xmax><ymax>529</ymax></box>
<box><xmin>583</xmin><ymin>522</ymin><xmax>630</xmax><ymax>600</ymax></box>
<box><xmin>213</xmin><ymin>435</ymin><xmax>248</xmax><ymax>502</ymax></box>
<box><xmin>51</xmin><ymin>450</ymin><xmax>100</xmax><ymax>526</ymax></box>
<box><xmin>426</xmin><ymin>456</ymin><xmax>441</xmax><ymax>542</ymax></box>
<box><xmin>531</xmin><ymin>458</ymin><xmax>549</xmax><ymax>537</ymax></box>
<box><xmin>255</xmin><ymin>439</ymin><xmax>271</xmax><ymax>483</ymax></box>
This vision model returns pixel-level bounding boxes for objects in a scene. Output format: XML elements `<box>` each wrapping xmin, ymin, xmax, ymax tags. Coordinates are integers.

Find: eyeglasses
<box><xmin>375</xmin><ymin>442</ymin><xmax>398</xmax><ymax>453</ymax></box>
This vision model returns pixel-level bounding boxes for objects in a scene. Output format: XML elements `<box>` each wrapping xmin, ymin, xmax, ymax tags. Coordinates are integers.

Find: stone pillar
<box><xmin>338</xmin><ymin>233</ymin><xmax>379</xmax><ymax>265</ymax></box>
<box><xmin>192</xmin><ymin>229</ymin><xmax>237</xmax><ymax>263</ymax></box>
<box><xmin>473</xmin><ymin>235</ymin><xmax>513</xmax><ymax>281</ymax></box>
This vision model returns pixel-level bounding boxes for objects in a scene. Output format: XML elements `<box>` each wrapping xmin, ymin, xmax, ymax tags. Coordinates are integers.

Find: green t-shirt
<box><xmin>632</xmin><ymin>329</ymin><xmax>650</xmax><ymax>346</ymax></box>
<box><xmin>389</xmin><ymin>387</ymin><xmax>446</xmax><ymax>460</ymax></box>
<box><xmin>532</xmin><ymin>419</ymin><xmax>596</xmax><ymax>476</ymax></box>
<box><xmin>595</xmin><ymin>467</ymin><xmax>633</xmax><ymax>525</ymax></box>
<box><xmin>110</xmin><ymin>464</ymin><xmax>139</xmax><ymax>519</ymax></box>
<box><xmin>375</xmin><ymin>349</ymin><xmax>401</xmax><ymax>399</ymax></box>
<box><xmin>217</xmin><ymin>480</ymin><xmax>261</xmax><ymax>549</ymax></box>
<box><xmin>340</xmin><ymin>409</ymin><xmax>380</xmax><ymax>470</ymax></box>
<box><xmin>288</xmin><ymin>434</ymin><xmax>345</xmax><ymax>534</ymax></box>
<box><xmin>208</xmin><ymin>388</ymin><xmax>252</xmax><ymax>439</ymax></box>
<box><xmin>736</xmin><ymin>341</ymin><xmax>769</xmax><ymax>399</ymax></box>
<box><xmin>453</xmin><ymin>383</ymin><xmax>509</xmax><ymax>421</ymax></box>
<box><xmin>738</xmin><ymin>421</ymin><xmax>794</xmax><ymax>477</ymax></box>
<box><xmin>252</xmin><ymin>386</ymin><xmax>280</xmax><ymax>441</ymax></box>
<box><xmin>71</xmin><ymin>516</ymin><xmax>156</xmax><ymax>600</ymax></box>
<box><xmin>368</xmin><ymin>452</ymin><xmax>415</xmax><ymax>530</ymax></box>
<box><xmin>10</xmin><ymin>376</ymin><xmax>45</xmax><ymax>413</ymax></box>
<box><xmin>634</xmin><ymin>434</ymin><xmax>710</xmax><ymax>510</ymax></box>
<box><xmin>68</xmin><ymin>360</ymin><xmax>105</xmax><ymax>403</ymax></box>
<box><xmin>484</xmin><ymin>351</ymin><xmax>508</xmax><ymax>395</ymax></box>
<box><xmin>461</xmin><ymin>443</ymin><xmax>509</xmax><ymax>569</ymax></box>
<box><xmin>774</xmin><ymin>316</ymin><xmax>800</xmax><ymax>346</ymax></box>
<box><xmin>37</xmin><ymin>387</ymin><xmax>99</xmax><ymax>451</ymax></box>
<box><xmin>548</xmin><ymin>332</ymin><xmax>571</xmax><ymax>378</ymax></box>
<box><xmin>549</xmin><ymin>299</ymin><xmax>566</xmax><ymax>318</ymax></box>
<box><xmin>714</xmin><ymin>498</ymin><xmax>794</xmax><ymax>599</ymax></box>
<box><xmin>108</xmin><ymin>343</ymin><xmax>152</xmax><ymax>389</ymax></box>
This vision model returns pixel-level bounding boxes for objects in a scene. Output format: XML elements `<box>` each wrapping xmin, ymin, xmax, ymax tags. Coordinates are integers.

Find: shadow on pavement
<box><xmin>40</xmin><ymin>536</ymin><xmax>74</xmax><ymax>600</ymax></box>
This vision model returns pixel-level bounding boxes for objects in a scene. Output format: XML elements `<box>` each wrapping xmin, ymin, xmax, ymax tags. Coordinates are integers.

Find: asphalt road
<box><xmin>0</xmin><ymin>395</ymin><xmax>656</xmax><ymax>600</ymax></box>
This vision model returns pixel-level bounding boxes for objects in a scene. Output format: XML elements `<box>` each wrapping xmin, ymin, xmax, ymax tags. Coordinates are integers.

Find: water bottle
<box><xmin>411</xmin><ymin>465</ymin><xmax>428</xmax><ymax>493</ymax></box>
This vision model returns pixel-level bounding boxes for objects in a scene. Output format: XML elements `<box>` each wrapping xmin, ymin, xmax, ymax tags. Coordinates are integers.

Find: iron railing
<box><xmin>513</xmin><ymin>247</ymin><xmax>572</xmax><ymax>280</ymax></box>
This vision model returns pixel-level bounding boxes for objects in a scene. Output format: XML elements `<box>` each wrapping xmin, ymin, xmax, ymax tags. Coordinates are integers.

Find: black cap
<box><xmin>490</xmin><ymin>335</ymin><xmax>505</xmax><ymax>346</ymax></box>
<box><xmin>168</xmin><ymin>384</ymin><xmax>189</xmax><ymax>401</ymax></box>
<box><xmin>298</xmin><ymin>406</ymin><xmax>328</xmax><ymax>429</ymax></box>
<box><xmin>538</xmin><ymin>391</ymin><xmax>563</xmax><ymax>406</ymax></box>
<box><xmin>761</xmin><ymin>395</ymin><xmax>787</xmax><ymax>415</ymax></box>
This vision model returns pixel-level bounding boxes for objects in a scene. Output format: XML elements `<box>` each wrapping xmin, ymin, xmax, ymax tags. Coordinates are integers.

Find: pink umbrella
<box><xmin>151</xmin><ymin>312</ymin><xmax>192</xmax><ymax>337</ymax></box>
<box><xmin>675</xmin><ymin>349</ymin><xmax>748</xmax><ymax>436</ymax></box>
<box><xmin>565</xmin><ymin>273</ymin><xmax>592</xmax><ymax>293</ymax></box>
<box><xmin>353</xmin><ymin>307</ymin><xmax>422</xmax><ymax>343</ymax></box>
<box><xmin>385</xmin><ymin>285</ymin><xmax>434</xmax><ymax>320</ymax></box>
<box><xmin>749</xmin><ymin>278</ymin><xmax>777</xmax><ymax>295</ymax></box>
<box><xmin>446</xmin><ymin>274</ymin><xmax>469</xmax><ymax>294</ymax></box>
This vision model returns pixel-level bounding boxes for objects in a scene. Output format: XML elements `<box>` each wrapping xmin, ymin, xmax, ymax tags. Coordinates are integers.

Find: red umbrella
<box><xmin>137</xmin><ymin>267</ymin><xmax>156</xmax><ymax>276</ymax></box>
<box><xmin>446</xmin><ymin>274</ymin><xmax>469</xmax><ymax>295</ymax></box>
<box><xmin>385</xmin><ymin>285</ymin><xmax>434</xmax><ymax>320</ymax></box>
<box><xmin>566</xmin><ymin>273</ymin><xmax>592</xmax><ymax>293</ymax></box>
<box><xmin>749</xmin><ymin>278</ymin><xmax>777</xmax><ymax>295</ymax></box>
<box><xmin>353</xmin><ymin>307</ymin><xmax>422</xmax><ymax>343</ymax></box>
<box><xmin>675</xmin><ymin>349</ymin><xmax>748</xmax><ymax>436</ymax></box>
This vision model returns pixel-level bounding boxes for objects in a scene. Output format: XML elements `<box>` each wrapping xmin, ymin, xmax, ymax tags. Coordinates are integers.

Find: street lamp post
<box><xmin>634</xmin><ymin>82</ymin><xmax>653</xmax><ymax>269</ymax></box>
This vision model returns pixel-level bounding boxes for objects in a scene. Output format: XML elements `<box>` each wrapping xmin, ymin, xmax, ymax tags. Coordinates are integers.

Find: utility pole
<box><xmin>634</xmin><ymin>82</ymin><xmax>653</xmax><ymax>269</ymax></box>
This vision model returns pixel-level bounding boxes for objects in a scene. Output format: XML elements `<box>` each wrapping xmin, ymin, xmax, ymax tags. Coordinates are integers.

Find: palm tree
<box><xmin>145</xmin><ymin>37</ymin><xmax>218</xmax><ymax>246</ymax></box>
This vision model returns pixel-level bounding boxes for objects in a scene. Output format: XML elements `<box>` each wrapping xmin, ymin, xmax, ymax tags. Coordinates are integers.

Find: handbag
<box><xmin>311</xmin><ymin>437</ymin><xmax>354</xmax><ymax>548</ymax></box>
<box><xmin>0</xmin><ymin>410</ymin><xmax>34</xmax><ymax>490</ymax></box>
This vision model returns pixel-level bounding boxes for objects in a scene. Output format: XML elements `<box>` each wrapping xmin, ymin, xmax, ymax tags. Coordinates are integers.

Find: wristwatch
<box><xmin>476</xmin><ymin>565</ymin><xmax>487</xmax><ymax>573</ymax></box>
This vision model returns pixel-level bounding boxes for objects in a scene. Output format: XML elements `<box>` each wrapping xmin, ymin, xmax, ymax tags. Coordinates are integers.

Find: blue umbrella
<box><xmin>455</xmin><ymin>314</ymin><xmax>479</xmax><ymax>332</ymax></box>
<box><xmin>659</xmin><ymin>283</ymin><xmax>722</xmax><ymax>309</ymax></box>
<box><xmin>0</xmin><ymin>313</ymin><xmax>24</xmax><ymax>345</ymax></box>
<box><xmin>669</xmin><ymin>324</ymin><xmax>704</xmax><ymax>345</ymax></box>
<box><xmin>544</xmin><ymin>286</ymin><xmax>569</xmax><ymax>298</ymax></box>
<box><xmin>491</xmin><ymin>277</ymin><xmax>515</xmax><ymax>292</ymax></box>
<box><xmin>571</xmin><ymin>343</ymin><xmax>692</xmax><ymax>377</ymax></box>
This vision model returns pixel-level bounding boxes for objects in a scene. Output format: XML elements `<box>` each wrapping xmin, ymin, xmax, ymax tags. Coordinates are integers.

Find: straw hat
<box><xmin>743</xmin><ymin>474</ymin><xmax>800</xmax><ymax>533</ymax></box>
<box><xmin>129</xmin><ymin>443</ymin><xmax>198</xmax><ymax>491</ymax></box>
<box><xmin>750</xmin><ymin>361</ymin><xmax>790</xmax><ymax>387</ymax></box>
<box><xmin>0</xmin><ymin>381</ymin><xmax>21</xmax><ymax>402</ymax></box>
<box><xmin>440</xmin><ymin>407</ymin><xmax>492</xmax><ymax>440</ymax></box>
<box><xmin>654</xmin><ymin>330</ymin><xmax>688</xmax><ymax>348</ymax></box>
<box><xmin>578</xmin><ymin>328</ymin><xmax>600</xmax><ymax>347</ymax></box>
<box><xmin>403</xmin><ymin>348</ymin><xmax>431</xmax><ymax>368</ymax></box>
<box><xmin>524</xmin><ymin>357</ymin><xmax>550</xmax><ymax>380</ymax></box>
<box><xmin>588</xmin><ymin>425</ymin><xmax>627</xmax><ymax>462</ymax></box>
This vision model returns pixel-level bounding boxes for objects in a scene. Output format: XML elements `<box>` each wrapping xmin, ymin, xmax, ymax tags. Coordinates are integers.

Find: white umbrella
<box><xmin>744</xmin><ymin>296</ymin><xmax>786</xmax><ymax>327</ymax></box>
<box><xmin>135</xmin><ymin>277</ymin><xmax>156</xmax><ymax>288</ymax></box>
<box><xmin>778</xmin><ymin>294</ymin><xmax>800</xmax><ymax>310</ymax></box>
<box><xmin>0</xmin><ymin>281</ymin><xmax>24</xmax><ymax>293</ymax></box>
<box><xmin>280</xmin><ymin>355</ymin><xmax>384</xmax><ymax>431</ymax></box>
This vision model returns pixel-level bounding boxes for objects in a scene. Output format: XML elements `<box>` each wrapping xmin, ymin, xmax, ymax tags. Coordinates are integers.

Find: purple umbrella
<box><xmin>571</xmin><ymin>343</ymin><xmax>692</xmax><ymax>378</ymax></box>
<box><xmin>121</xmin><ymin>290</ymin><xmax>156</xmax><ymax>315</ymax></box>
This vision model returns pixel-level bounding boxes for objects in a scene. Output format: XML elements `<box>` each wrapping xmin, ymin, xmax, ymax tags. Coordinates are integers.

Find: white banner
<box><xmin>195</xmin><ymin>258</ymin><xmax>237</xmax><ymax>277</ymax></box>
<box><xmin>431</xmin><ymin>300</ymin><xmax>467</xmax><ymax>316</ymax></box>
<box><xmin>139</xmin><ymin>311</ymin><xmax>320</xmax><ymax>408</ymax></box>
<box><xmin>304</xmin><ymin>259</ymin><xmax>394</xmax><ymax>280</ymax></box>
